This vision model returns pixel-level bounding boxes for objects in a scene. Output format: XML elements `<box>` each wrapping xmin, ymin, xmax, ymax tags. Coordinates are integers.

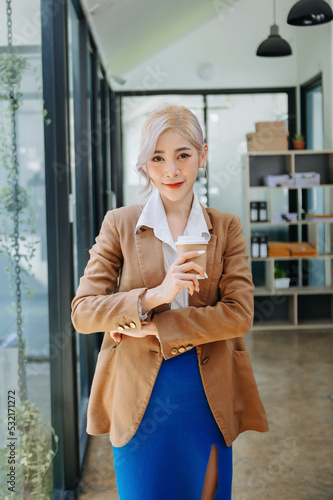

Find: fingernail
<box><xmin>197</xmin><ymin>250</ymin><xmax>205</xmax><ymax>254</ymax></box>
<box><xmin>197</xmin><ymin>288</ymin><xmax>200</xmax><ymax>292</ymax></box>
<box><xmin>204</xmin><ymin>272</ymin><xmax>208</xmax><ymax>279</ymax></box>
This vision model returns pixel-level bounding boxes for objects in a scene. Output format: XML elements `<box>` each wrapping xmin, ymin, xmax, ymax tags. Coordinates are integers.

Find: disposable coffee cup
<box><xmin>175</xmin><ymin>235</ymin><xmax>208</xmax><ymax>279</ymax></box>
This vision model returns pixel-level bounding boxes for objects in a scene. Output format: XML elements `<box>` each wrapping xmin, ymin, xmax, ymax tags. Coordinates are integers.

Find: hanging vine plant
<box><xmin>0</xmin><ymin>46</ymin><xmax>49</xmax><ymax>305</ymax></box>
<box><xmin>0</xmin><ymin>1</ymin><xmax>57</xmax><ymax>498</ymax></box>
<box><xmin>0</xmin><ymin>46</ymin><xmax>30</xmax><ymax>403</ymax></box>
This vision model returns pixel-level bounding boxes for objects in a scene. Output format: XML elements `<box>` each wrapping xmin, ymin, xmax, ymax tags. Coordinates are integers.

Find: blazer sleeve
<box><xmin>153</xmin><ymin>215</ymin><xmax>255</xmax><ymax>360</ymax></box>
<box><xmin>71</xmin><ymin>210</ymin><xmax>152</xmax><ymax>334</ymax></box>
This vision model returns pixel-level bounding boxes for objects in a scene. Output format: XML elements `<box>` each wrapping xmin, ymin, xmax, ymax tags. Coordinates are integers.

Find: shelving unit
<box><xmin>245</xmin><ymin>150</ymin><xmax>333</xmax><ymax>331</ymax></box>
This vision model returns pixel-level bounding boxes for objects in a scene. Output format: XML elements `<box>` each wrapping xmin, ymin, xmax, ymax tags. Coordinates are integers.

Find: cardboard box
<box><xmin>255</xmin><ymin>121</ymin><xmax>286</xmax><ymax>133</ymax></box>
<box><xmin>247</xmin><ymin>131</ymin><xmax>289</xmax><ymax>152</ymax></box>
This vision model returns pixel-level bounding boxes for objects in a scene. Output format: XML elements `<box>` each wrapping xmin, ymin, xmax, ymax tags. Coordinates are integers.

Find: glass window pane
<box><xmin>306</xmin><ymin>85</ymin><xmax>323</xmax><ymax>150</ymax></box>
<box><xmin>0</xmin><ymin>1</ymin><xmax>52</xmax><ymax>496</ymax></box>
<box><xmin>207</xmin><ymin>93</ymin><xmax>288</xmax><ymax>223</ymax></box>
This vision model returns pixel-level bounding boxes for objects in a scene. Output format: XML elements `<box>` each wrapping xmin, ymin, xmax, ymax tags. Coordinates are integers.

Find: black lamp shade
<box><xmin>257</xmin><ymin>25</ymin><xmax>293</xmax><ymax>57</ymax></box>
<box><xmin>287</xmin><ymin>0</ymin><xmax>333</xmax><ymax>25</ymax></box>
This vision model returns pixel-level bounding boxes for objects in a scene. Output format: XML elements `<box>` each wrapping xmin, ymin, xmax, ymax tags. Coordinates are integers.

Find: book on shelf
<box><xmin>289</xmin><ymin>243</ymin><xmax>317</xmax><ymax>257</ymax></box>
<box><xmin>267</xmin><ymin>242</ymin><xmax>317</xmax><ymax>257</ymax></box>
<box><xmin>305</xmin><ymin>213</ymin><xmax>333</xmax><ymax>222</ymax></box>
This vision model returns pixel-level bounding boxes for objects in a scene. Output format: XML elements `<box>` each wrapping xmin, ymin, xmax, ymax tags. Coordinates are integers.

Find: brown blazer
<box><xmin>71</xmin><ymin>202</ymin><xmax>269</xmax><ymax>447</ymax></box>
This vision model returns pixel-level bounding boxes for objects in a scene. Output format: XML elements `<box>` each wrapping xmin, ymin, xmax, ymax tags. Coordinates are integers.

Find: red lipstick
<box><xmin>164</xmin><ymin>181</ymin><xmax>184</xmax><ymax>189</ymax></box>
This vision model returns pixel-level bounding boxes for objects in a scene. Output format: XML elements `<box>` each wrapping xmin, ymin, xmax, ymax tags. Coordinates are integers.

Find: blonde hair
<box><xmin>135</xmin><ymin>103</ymin><xmax>205</xmax><ymax>201</ymax></box>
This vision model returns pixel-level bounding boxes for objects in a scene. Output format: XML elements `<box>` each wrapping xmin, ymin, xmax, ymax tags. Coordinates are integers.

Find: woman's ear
<box><xmin>200</xmin><ymin>144</ymin><xmax>208</xmax><ymax>168</ymax></box>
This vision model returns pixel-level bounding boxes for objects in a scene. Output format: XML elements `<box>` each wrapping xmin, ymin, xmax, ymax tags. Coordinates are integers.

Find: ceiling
<box><xmin>81</xmin><ymin>0</ymin><xmax>243</xmax><ymax>80</ymax></box>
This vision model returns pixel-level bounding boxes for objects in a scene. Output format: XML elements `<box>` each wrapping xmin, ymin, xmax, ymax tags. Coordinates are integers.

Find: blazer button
<box><xmin>186</xmin><ymin>344</ymin><xmax>193</xmax><ymax>350</ymax></box>
<box><xmin>178</xmin><ymin>346</ymin><xmax>186</xmax><ymax>353</ymax></box>
<box><xmin>124</xmin><ymin>324</ymin><xmax>130</xmax><ymax>330</ymax></box>
<box><xmin>171</xmin><ymin>348</ymin><xmax>178</xmax><ymax>356</ymax></box>
<box><xmin>117</xmin><ymin>325</ymin><xmax>124</xmax><ymax>331</ymax></box>
<box><xmin>202</xmin><ymin>357</ymin><xmax>210</xmax><ymax>365</ymax></box>
<box><xmin>130</xmin><ymin>322</ymin><xmax>136</xmax><ymax>328</ymax></box>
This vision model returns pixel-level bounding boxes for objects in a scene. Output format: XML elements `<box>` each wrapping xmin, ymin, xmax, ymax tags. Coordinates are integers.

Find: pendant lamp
<box><xmin>287</xmin><ymin>0</ymin><xmax>333</xmax><ymax>26</ymax></box>
<box><xmin>257</xmin><ymin>0</ymin><xmax>292</xmax><ymax>57</ymax></box>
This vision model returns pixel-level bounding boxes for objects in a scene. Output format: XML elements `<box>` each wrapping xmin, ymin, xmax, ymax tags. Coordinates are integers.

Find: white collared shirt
<box><xmin>134</xmin><ymin>188</ymin><xmax>210</xmax><ymax>309</ymax></box>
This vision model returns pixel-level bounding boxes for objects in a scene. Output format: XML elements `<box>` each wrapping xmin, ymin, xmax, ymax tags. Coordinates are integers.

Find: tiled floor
<box><xmin>77</xmin><ymin>330</ymin><xmax>333</xmax><ymax>499</ymax></box>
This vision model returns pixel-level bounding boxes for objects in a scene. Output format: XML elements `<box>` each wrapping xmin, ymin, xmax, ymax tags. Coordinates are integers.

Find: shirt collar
<box><xmin>134</xmin><ymin>188</ymin><xmax>211</xmax><ymax>252</ymax></box>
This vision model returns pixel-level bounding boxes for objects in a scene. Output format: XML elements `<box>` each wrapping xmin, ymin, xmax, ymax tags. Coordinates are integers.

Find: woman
<box><xmin>71</xmin><ymin>104</ymin><xmax>269</xmax><ymax>499</ymax></box>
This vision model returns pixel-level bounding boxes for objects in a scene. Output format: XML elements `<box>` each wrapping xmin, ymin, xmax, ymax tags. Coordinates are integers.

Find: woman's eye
<box><xmin>179</xmin><ymin>153</ymin><xmax>190</xmax><ymax>159</ymax></box>
<box><xmin>151</xmin><ymin>156</ymin><xmax>163</xmax><ymax>162</ymax></box>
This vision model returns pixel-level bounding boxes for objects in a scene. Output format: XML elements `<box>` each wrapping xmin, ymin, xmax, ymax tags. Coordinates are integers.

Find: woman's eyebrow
<box><xmin>153</xmin><ymin>146</ymin><xmax>192</xmax><ymax>154</ymax></box>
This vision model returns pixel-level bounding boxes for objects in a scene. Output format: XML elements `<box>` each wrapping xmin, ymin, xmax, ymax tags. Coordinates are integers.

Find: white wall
<box><xmin>296</xmin><ymin>0</ymin><xmax>333</xmax><ymax>148</ymax></box>
<box><xmin>117</xmin><ymin>0</ymin><xmax>332</xmax><ymax>149</ymax></box>
<box><xmin>118</xmin><ymin>0</ymin><xmax>298</xmax><ymax>91</ymax></box>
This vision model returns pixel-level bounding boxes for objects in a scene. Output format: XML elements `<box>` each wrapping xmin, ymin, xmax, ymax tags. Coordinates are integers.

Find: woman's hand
<box><xmin>155</xmin><ymin>250</ymin><xmax>206</xmax><ymax>304</ymax></box>
<box><xmin>110</xmin><ymin>331</ymin><xmax>122</xmax><ymax>343</ymax></box>
<box><xmin>109</xmin><ymin>251</ymin><xmax>206</xmax><ymax>343</ymax></box>
<box><xmin>110</xmin><ymin>319</ymin><xmax>158</xmax><ymax>342</ymax></box>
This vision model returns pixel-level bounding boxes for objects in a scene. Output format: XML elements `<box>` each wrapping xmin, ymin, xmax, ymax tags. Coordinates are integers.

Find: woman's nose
<box><xmin>165</xmin><ymin>159</ymin><xmax>180</xmax><ymax>176</ymax></box>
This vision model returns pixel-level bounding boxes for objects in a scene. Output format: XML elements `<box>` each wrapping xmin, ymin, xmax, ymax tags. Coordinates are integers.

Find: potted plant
<box><xmin>274</xmin><ymin>263</ymin><xmax>290</xmax><ymax>289</ymax></box>
<box><xmin>15</xmin><ymin>400</ymin><xmax>58</xmax><ymax>499</ymax></box>
<box><xmin>293</xmin><ymin>133</ymin><xmax>305</xmax><ymax>150</ymax></box>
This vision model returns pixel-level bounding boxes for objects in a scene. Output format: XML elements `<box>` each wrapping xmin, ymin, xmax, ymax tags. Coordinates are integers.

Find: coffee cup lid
<box><xmin>175</xmin><ymin>235</ymin><xmax>208</xmax><ymax>246</ymax></box>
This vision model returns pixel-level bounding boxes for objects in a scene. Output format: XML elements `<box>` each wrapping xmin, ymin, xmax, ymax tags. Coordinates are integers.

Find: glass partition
<box><xmin>121</xmin><ymin>92</ymin><xmax>289</xmax><ymax>225</ymax></box>
<box><xmin>306</xmin><ymin>85</ymin><xmax>323</xmax><ymax>150</ymax></box>
<box><xmin>0</xmin><ymin>1</ymin><xmax>52</xmax><ymax>497</ymax></box>
<box><xmin>206</xmin><ymin>92</ymin><xmax>289</xmax><ymax>223</ymax></box>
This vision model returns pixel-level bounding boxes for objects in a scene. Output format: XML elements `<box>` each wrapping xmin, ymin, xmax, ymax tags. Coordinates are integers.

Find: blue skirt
<box><xmin>112</xmin><ymin>348</ymin><xmax>232</xmax><ymax>500</ymax></box>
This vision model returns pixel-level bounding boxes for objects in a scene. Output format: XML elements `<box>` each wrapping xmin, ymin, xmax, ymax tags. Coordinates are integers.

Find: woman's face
<box><xmin>147</xmin><ymin>129</ymin><xmax>207</xmax><ymax>207</ymax></box>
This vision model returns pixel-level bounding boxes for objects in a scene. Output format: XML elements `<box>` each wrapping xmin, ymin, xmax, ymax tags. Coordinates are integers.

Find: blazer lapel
<box><xmin>134</xmin><ymin>227</ymin><xmax>169</xmax><ymax>313</ymax></box>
